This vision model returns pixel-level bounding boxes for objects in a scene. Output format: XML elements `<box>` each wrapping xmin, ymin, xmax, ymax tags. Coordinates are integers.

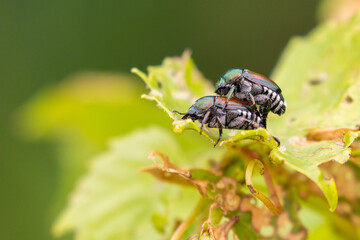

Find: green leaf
<box><xmin>269</xmin><ymin>13</ymin><xmax>360</xmax><ymax>210</ymax></box>
<box><xmin>134</xmin><ymin>14</ymin><xmax>360</xmax><ymax>211</ymax></box>
<box><xmin>151</xmin><ymin>212</ymin><xmax>168</xmax><ymax>233</ymax></box>
<box><xmin>131</xmin><ymin>50</ymin><xmax>214</xmax><ymax>121</ymax></box>
<box><xmin>190</xmin><ymin>169</ymin><xmax>221</xmax><ymax>183</ymax></box>
<box><xmin>298</xmin><ymin>195</ymin><xmax>359</xmax><ymax>240</ymax></box>
<box><xmin>270</xmin><ymin>14</ymin><xmax>360</xmax><ymax>139</ymax></box>
<box><xmin>16</xmin><ymin>72</ymin><xmax>169</xmax><ymax>145</ymax></box>
<box><xmin>52</xmin><ymin>127</ymin><xmax>200</xmax><ymax>239</ymax></box>
<box><xmin>15</xmin><ymin>72</ymin><xmax>171</xmax><ymax>220</ymax></box>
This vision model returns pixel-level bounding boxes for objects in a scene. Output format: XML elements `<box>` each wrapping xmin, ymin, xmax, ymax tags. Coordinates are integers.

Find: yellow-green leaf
<box><xmin>52</xmin><ymin>127</ymin><xmax>200</xmax><ymax>240</ymax></box>
<box><xmin>134</xmin><ymin>14</ymin><xmax>360</xmax><ymax>212</ymax></box>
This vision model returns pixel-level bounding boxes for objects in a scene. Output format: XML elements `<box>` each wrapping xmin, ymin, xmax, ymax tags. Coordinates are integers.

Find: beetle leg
<box><xmin>273</xmin><ymin>136</ymin><xmax>281</xmax><ymax>147</ymax></box>
<box><xmin>244</xmin><ymin>118</ymin><xmax>255</xmax><ymax>129</ymax></box>
<box><xmin>264</xmin><ymin>99</ymin><xmax>273</xmax><ymax>128</ymax></box>
<box><xmin>200</xmin><ymin>110</ymin><xmax>211</xmax><ymax>135</ymax></box>
<box><xmin>267</xmin><ymin>97</ymin><xmax>273</xmax><ymax>112</ymax></box>
<box><xmin>248</xmin><ymin>93</ymin><xmax>256</xmax><ymax>105</ymax></box>
<box><xmin>250</xmin><ymin>112</ymin><xmax>257</xmax><ymax>126</ymax></box>
<box><xmin>262</xmin><ymin>114</ymin><xmax>268</xmax><ymax>128</ymax></box>
<box><xmin>253</xmin><ymin>95</ymin><xmax>271</xmax><ymax>128</ymax></box>
<box><xmin>257</xmin><ymin>106</ymin><xmax>269</xmax><ymax>128</ymax></box>
<box><xmin>266</xmin><ymin>99</ymin><xmax>272</xmax><ymax>112</ymax></box>
<box><xmin>242</xmin><ymin>119</ymin><xmax>250</xmax><ymax>129</ymax></box>
<box><xmin>223</xmin><ymin>85</ymin><xmax>236</xmax><ymax>109</ymax></box>
<box><xmin>214</xmin><ymin>117</ymin><xmax>223</xmax><ymax>147</ymax></box>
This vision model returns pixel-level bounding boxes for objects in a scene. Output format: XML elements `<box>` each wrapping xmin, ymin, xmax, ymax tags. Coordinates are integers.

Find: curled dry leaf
<box><xmin>141</xmin><ymin>151</ymin><xmax>192</xmax><ymax>186</ymax></box>
<box><xmin>142</xmin><ymin>151</ymin><xmax>241</xmax><ymax>212</ymax></box>
<box><xmin>305</xmin><ymin>126</ymin><xmax>360</xmax><ymax>142</ymax></box>
<box><xmin>240</xmin><ymin>196</ymin><xmax>272</xmax><ymax>232</ymax></box>
<box><xmin>245</xmin><ymin>159</ymin><xmax>282</xmax><ymax>215</ymax></box>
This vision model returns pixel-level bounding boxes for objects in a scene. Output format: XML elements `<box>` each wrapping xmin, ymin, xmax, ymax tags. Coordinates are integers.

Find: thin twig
<box><xmin>258</xmin><ymin>158</ymin><xmax>282</xmax><ymax>211</ymax></box>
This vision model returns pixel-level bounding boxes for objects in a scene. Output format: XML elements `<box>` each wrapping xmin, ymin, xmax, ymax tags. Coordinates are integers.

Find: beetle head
<box><xmin>215</xmin><ymin>76</ymin><xmax>230</xmax><ymax>95</ymax></box>
<box><xmin>216</xmin><ymin>69</ymin><xmax>243</xmax><ymax>95</ymax></box>
<box><xmin>217</xmin><ymin>77</ymin><xmax>226</xmax><ymax>88</ymax></box>
<box><xmin>182</xmin><ymin>106</ymin><xmax>199</xmax><ymax>120</ymax></box>
<box><xmin>174</xmin><ymin>96</ymin><xmax>215</xmax><ymax>121</ymax></box>
<box><xmin>215</xmin><ymin>85</ymin><xmax>231</xmax><ymax>96</ymax></box>
<box><xmin>173</xmin><ymin>107</ymin><xmax>198</xmax><ymax>121</ymax></box>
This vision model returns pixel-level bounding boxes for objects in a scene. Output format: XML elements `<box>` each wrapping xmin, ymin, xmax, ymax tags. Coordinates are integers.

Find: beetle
<box><xmin>173</xmin><ymin>96</ymin><xmax>265</xmax><ymax>146</ymax></box>
<box><xmin>215</xmin><ymin>69</ymin><xmax>286</xmax><ymax>120</ymax></box>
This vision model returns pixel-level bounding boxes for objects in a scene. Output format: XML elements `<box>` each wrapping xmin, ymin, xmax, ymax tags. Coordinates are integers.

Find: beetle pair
<box><xmin>174</xmin><ymin>68</ymin><xmax>286</xmax><ymax>146</ymax></box>
<box><xmin>216</xmin><ymin>69</ymin><xmax>286</xmax><ymax>125</ymax></box>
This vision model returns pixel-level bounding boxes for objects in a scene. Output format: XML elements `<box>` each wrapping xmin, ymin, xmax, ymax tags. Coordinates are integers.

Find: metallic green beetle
<box><xmin>173</xmin><ymin>96</ymin><xmax>265</xmax><ymax>146</ymax></box>
<box><xmin>215</xmin><ymin>69</ymin><xmax>286</xmax><ymax>121</ymax></box>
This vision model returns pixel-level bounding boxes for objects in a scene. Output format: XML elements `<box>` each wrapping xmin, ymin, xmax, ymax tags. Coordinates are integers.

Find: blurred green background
<box><xmin>0</xmin><ymin>1</ymin><xmax>321</xmax><ymax>239</ymax></box>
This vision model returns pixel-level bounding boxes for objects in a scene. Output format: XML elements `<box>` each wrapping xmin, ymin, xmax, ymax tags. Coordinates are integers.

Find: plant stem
<box><xmin>258</xmin><ymin>158</ymin><xmax>282</xmax><ymax>212</ymax></box>
<box><xmin>171</xmin><ymin>198</ymin><xmax>208</xmax><ymax>240</ymax></box>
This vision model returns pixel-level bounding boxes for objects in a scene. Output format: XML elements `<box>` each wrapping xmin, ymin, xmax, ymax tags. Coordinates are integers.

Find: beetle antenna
<box><xmin>172</xmin><ymin>110</ymin><xmax>187</xmax><ymax>115</ymax></box>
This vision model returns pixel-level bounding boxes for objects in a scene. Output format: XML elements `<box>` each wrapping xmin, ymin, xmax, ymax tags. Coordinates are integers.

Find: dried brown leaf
<box><xmin>143</xmin><ymin>151</ymin><xmax>241</xmax><ymax>212</ymax></box>
<box><xmin>240</xmin><ymin>197</ymin><xmax>272</xmax><ymax>231</ymax></box>
<box><xmin>140</xmin><ymin>166</ymin><xmax>194</xmax><ymax>186</ymax></box>
<box><xmin>305</xmin><ymin>126</ymin><xmax>359</xmax><ymax>142</ymax></box>
<box><xmin>214</xmin><ymin>177</ymin><xmax>241</xmax><ymax>212</ymax></box>
<box><xmin>211</xmin><ymin>216</ymin><xmax>239</xmax><ymax>240</ymax></box>
<box><xmin>277</xmin><ymin>213</ymin><xmax>294</xmax><ymax>239</ymax></box>
<box><xmin>140</xmin><ymin>151</ymin><xmax>192</xmax><ymax>186</ymax></box>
